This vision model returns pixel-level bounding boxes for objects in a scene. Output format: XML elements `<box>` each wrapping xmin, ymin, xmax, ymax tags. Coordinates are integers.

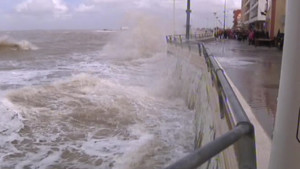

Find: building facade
<box><xmin>241</xmin><ymin>0</ymin><xmax>267</xmax><ymax>30</ymax></box>
<box><xmin>266</xmin><ymin>0</ymin><xmax>286</xmax><ymax>38</ymax></box>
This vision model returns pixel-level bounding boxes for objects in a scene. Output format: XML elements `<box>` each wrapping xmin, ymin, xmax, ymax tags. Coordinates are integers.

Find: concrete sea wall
<box><xmin>167</xmin><ymin>43</ymin><xmax>239</xmax><ymax>169</ymax></box>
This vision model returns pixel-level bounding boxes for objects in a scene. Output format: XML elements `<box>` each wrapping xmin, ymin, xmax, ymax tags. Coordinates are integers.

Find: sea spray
<box><xmin>0</xmin><ymin>15</ymin><xmax>197</xmax><ymax>169</ymax></box>
<box><xmin>0</xmin><ymin>36</ymin><xmax>38</xmax><ymax>51</ymax></box>
<box><xmin>101</xmin><ymin>13</ymin><xmax>166</xmax><ymax>61</ymax></box>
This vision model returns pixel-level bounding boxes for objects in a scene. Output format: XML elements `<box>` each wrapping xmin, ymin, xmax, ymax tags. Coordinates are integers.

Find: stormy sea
<box><xmin>0</xmin><ymin>21</ymin><xmax>197</xmax><ymax>168</ymax></box>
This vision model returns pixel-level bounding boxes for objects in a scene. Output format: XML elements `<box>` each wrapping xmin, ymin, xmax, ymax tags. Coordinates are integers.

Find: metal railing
<box><xmin>166</xmin><ymin>33</ymin><xmax>213</xmax><ymax>44</ymax></box>
<box><xmin>165</xmin><ymin>38</ymin><xmax>257</xmax><ymax>169</ymax></box>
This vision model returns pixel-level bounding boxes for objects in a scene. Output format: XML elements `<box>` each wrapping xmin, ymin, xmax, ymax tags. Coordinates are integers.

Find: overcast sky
<box><xmin>0</xmin><ymin>0</ymin><xmax>241</xmax><ymax>31</ymax></box>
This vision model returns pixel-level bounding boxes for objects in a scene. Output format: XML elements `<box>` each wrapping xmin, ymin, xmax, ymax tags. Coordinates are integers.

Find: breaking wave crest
<box><xmin>2</xmin><ymin>74</ymin><xmax>194</xmax><ymax>168</ymax></box>
<box><xmin>0</xmin><ymin>36</ymin><xmax>38</xmax><ymax>51</ymax></box>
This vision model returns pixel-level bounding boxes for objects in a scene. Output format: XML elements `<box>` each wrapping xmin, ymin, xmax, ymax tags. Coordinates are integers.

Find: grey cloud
<box><xmin>0</xmin><ymin>0</ymin><xmax>240</xmax><ymax>30</ymax></box>
<box><xmin>15</xmin><ymin>0</ymin><xmax>69</xmax><ymax>18</ymax></box>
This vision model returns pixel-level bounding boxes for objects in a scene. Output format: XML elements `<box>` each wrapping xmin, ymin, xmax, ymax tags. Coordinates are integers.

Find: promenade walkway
<box><xmin>206</xmin><ymin>39</ymin><xmax>282</xmax><ymax>138</ymax></box>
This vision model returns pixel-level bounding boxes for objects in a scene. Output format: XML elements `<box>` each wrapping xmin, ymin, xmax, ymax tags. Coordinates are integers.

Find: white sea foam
<box><xmin>2</xmin><ymin>70</ymin><xmax>195</xmax><ymax>168</ymax></box>
<box><xmin>0</xmin><ymin>99</ymin><xmax>24</xmax><ymax>165</ymax></box>
<box><xmin>0</xmin><ymin>14</ymin><xmax>196</xmax><ymax>169</ymax></box>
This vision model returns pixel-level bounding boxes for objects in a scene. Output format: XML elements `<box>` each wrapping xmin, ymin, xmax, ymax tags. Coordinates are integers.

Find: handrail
<box><xmin>202</xmin><ymin>43</ymin><xmax>250</xmax><ymax>124</ymax></box>
<box><xmin>165</xmin><ymin>123</ymin><xmax>252</xmax><ymax>169</ymax></box>
<box><xmin>165</xmin><ymin>39</ymin><xmax>256</xmax><ymax>169</ymax></box>
<box><xmin>166</xmin><ymin>33</ymin><xmax>213</xmax><ymax>44</ymax></box>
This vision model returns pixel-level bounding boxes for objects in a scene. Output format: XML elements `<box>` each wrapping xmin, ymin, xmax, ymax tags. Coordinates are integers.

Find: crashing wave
<box><xmin>0</xmin><ymin>36</ymin><xmax>38</xmax><ymax>51</ymax></box>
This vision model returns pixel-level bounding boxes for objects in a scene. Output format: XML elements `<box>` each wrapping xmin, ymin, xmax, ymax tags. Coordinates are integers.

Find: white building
<box><xmin>241</xmin><ymin>0</ymin><xmax>267</xmax><ymax>30</ymax></box>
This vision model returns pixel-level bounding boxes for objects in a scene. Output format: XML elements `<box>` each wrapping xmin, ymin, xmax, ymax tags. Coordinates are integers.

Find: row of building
<box><xmin>233</xmin><ymin>0</ymin><xmax>286</xmax><ymax>38</ymax></box>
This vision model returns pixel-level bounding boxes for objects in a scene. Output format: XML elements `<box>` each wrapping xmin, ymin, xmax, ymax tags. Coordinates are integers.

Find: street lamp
<box><xmin>213</xmin><ymin>12</ymin><xmax>218</xmax><ymax>35</ymax></box>
<box><xmin>173</xmin><ymin>0</ymin><xmax>176</xmax><ymax>35</ymax></box>
<box><xmin>186</xmin><ymin>0</ymin><xmax>191</xmax><ymax>40</ymax></box>
<box><xmin>224</xmin><ymin>0</ymin><xmax>226</xmax><ymax>32</ymax></box>
<box><xmin>185</xmin><ymin>0</ymin><xmax>226</xmax><ymax>39</ymax></box>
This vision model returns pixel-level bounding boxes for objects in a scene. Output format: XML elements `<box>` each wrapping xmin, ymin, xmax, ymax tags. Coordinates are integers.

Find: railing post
<box><xmin>236</xmin><ymin>123</ymin><xmax>257</xmax><ymax>169</ymax></box>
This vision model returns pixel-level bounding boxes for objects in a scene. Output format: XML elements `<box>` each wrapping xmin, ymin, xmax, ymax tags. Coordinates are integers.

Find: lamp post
<box><xmin>213</xmin><ymin>12</ymin><xmax>217</xmax><ymax>36</ymax></box>
<box><xmin>186</xmin><ymin>0</ymin><xmax>191</xmax><ymax>40</ymax></box>
<box><xmin>223</xmin><ymin>0</ymin><xmax>227</xmax><ymax>35</ymax></box>
<box><xmin>173</xmin><ymin>0</ymin><xmax>176</xmax><ymax>35</ymax></box>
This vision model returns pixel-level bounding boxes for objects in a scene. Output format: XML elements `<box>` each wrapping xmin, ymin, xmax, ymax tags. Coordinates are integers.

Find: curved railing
<box><xmin>165</xmin><ymin>37</ymin><xmax>257</xmax><ymax>169</ymax></box>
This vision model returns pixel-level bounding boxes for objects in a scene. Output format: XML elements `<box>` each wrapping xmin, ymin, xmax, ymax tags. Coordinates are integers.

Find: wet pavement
<box><xmin>206</xmin><ymin>39</ymin><xmax>282</xmax><ymax>138</ymax></box>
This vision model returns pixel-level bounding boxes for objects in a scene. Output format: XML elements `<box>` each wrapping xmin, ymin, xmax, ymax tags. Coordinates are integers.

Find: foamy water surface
<box><xmin>0</xmin><ymin>28</ymin><xmax>195</xmax><ymax>169</ymax></box>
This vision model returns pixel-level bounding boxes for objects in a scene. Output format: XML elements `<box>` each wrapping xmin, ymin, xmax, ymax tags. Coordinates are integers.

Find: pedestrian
<box><xmin>248</xmin><ymin>30</ymin><xmax>255</xmax><ymax>45</ymax></box>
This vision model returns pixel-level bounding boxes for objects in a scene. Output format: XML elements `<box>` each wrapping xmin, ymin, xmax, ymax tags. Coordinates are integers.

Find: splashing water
<box><xmin>101</xmin><ymin>14</ymin><xmax>166</xmax><ymax>61</ymax></box>
<box><xmin>0</xmin><ymin>15</ymin><xmax>197</xmax><ymax>169</ymax></box>
<box><xmin>0</xmin><ymin>36</ymin><xmax>38</xmax><ymax>51</ymax></box>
